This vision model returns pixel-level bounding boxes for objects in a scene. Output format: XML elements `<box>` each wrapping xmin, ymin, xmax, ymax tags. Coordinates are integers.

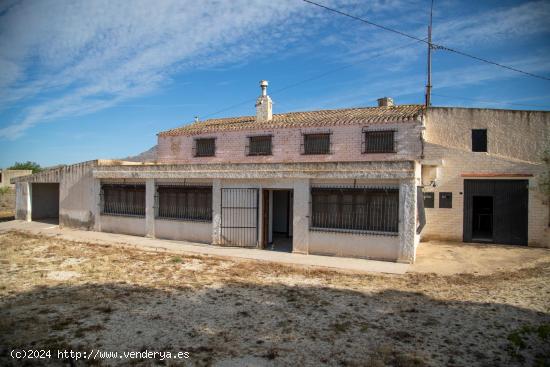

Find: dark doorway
<box><xmin>262</xmin><ymin>189</ymin><xmax>293</xmax><ymax>252</ymax></box>
<box><xmin>472</xmin><ymin>196</ymin><xmax>493</xmax><ymax>241</ymax></box>
<box><xmin>31</xmin><ymin>183</ymin><xmax>60</xmax><ymax>224</ymax></box>
<box><xmin>464</xmin><ymin>180</ymin><xmax>528</xmax><ymax>245</ymax></box>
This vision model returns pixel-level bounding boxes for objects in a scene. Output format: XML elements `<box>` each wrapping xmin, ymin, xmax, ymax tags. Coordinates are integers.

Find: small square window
<box><xmin>248</xmin><ymin>135</ymin><xmax>272</xmax><ymax>156</ymax></box>
<box><xmin>472</xmin><ymin>129</ymin><xmax>487</xmax><ymax>152</ymax></box>
<box><xmin>439</xmin><ymin>192</ymin><xmax>452</xmax><ymax>208</ymax></box>
<box><xmin>194</xmin><ymin>138</ymin><xmax>215</xmax><ymax>157</ymax></box>
<box><xmin>423</xmin><ymin>192</ymin><xmax>434</xmax><ymax>208</ymax></box>
<box><xmin>303</xmin><ymin>133</ymin><xmax>331</xmax><ymax>155</ymax></box>
<box><xmin>363</xmin><ymin>130</ymin><xmax>395</xmax><ymax>153</ymax></box>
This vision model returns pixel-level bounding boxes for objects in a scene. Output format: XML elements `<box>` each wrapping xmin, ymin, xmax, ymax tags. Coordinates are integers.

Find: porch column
<box><xmin>211</xmin><ymin>179</ymin><xmax>222</xmax><ymax>245</ymax></box>
<box><xmin>145</xmin><ymin>178</ymin><xmax>155</xmax><ymax>238</ymax></box>
<box><xmin>292</xmin><ymin>178</ymin><xmax>310</xmax><ymax>254</ymax></box>
<box><xmin>398</xmin><ymin>179</ymin><xmax>417</xmax><ymax>263</ymax></box>
<box><xmin>15</xmin><ymin>182</ymin><xmax>31</xmax><ymax>221</ymax></box>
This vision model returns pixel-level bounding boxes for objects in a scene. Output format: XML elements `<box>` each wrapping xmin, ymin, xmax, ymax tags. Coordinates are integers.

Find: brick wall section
<box><xmin>422</xmin><ymin>107</ymin><xmax>550</xmax><ymax>247</ymax></box>
<box><xmin>157</xmin><ymin>122</ymin><xmax>423</xmax><ymax>163</ymax></box>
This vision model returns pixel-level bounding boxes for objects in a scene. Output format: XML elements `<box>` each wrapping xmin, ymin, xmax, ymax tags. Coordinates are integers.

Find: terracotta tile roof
<box><xmin>158</xmin><ymin>104</ymin><xmax>424</xmax><ymax>136</ymax></box>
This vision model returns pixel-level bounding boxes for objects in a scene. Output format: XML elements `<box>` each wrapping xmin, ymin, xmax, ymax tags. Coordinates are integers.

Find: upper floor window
<box><xmin>363</xmin><ymin>129</ymin><xmax>395</xmax><ymax>153</ymax></box>
<box><xmin>302</xmin><ymin>132</ymin><xmax>331</xmax><ymax>155</ymax></box>
<box><xmin>472</xmin><ymin>129</ymin><xmax>487</xmax><ymax>152</ymax></box>
<box><xmin>194</xmin><ymin>138</ymin><xmax>216</xmax><ymax>157</ymax></box>
<box><xmin>247</xmin><ymin>135</ymin><xmax>272</xmax><ymax>156</ymax></box>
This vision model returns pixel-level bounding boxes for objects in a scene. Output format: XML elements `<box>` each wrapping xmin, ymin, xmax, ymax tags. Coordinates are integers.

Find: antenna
<box><xmin>425</xmin><ymin>0</ymin><xmax>434</xmax><ymax>108</ymax></box>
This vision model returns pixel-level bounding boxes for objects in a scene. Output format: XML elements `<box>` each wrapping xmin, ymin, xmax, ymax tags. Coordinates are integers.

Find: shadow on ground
<box><xmin>1</xmin><ymin>281</ymin><xmax>548</xmax><ymax>367</ymax></box>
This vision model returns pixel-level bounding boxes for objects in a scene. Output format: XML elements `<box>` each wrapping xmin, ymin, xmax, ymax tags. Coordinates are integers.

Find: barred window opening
<box><xmin>311</xmin><ymin>188</ymin><xmax>399</xmax><ymax>234</ymax></box>
<box><xmin>157</xmin><ymin>186</ymin><xmax>212</xmax><ymax>221</ymax></box>
<box><xmin>194</xmin><ymin>138</ymin><xmax>216</xmax><ymax>157</ymax></box>
<box><xmin>101</xmin><ymin>184</ymin><xmax>145</xmax><ymax>217</ymax></box>
<box><xmin>248</xmin><ymin>135</ymin><xmax>272</xmax><ymax>156</ymax></box>
<box><xmin>363</xmin><ymin>130</ymin><xmax>395</xmax><ymax>153</ymax></box>
<box><xmin>303</xmin><ymin>133</ymin><xmax>331</xmax><ymax>155</ymax></box>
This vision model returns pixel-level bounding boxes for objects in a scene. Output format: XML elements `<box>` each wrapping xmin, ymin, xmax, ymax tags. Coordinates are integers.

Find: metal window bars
<box><xmin>193</xmin><ymin>138</ymin><xmax>216</xmax><ymax>157</ymax></box>
<box><xmin>310</xmin><ymin>187</ymin><xmax>399</xmax><ymax>235</ymax></box>
<box><xmin>155</xmin><ymin>185</ymin><xmax>213</xmax><ymax>221</ymax></box>
<box><xmin>246</xmin><ymin>135</ymin><xmax>273</xmax><ymax>156</ymax></box>
<box><xmin>100</xmin><ymin>184</ymin><xmax>146</xmax><ymax>217</ymax></box>
<box><xmin>362</xmin><ymin>128</ymin><xmax>396</xmax><ymax>154</ymax></box>
<box><xmin>301</xmin><ymin>131</ymin><xmax>332</xmax><ymax>155</ymax></box>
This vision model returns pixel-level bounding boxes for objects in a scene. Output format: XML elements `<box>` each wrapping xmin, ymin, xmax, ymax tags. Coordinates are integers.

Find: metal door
<box><xmin>220</xmin><ymin>188</ymin><xmax>259</xmax><ymax>247</ymax></box>
<box><xmin>464</xmin><ymin>180</ymin><xmax>528</xmax><ymax>245</ymax></box>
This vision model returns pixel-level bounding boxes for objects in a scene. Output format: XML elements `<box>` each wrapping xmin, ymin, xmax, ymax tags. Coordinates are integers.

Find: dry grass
<box><xmin>1</xmin><ymin>231</ymin><xmax>549</xmax><ymax>366</ymax></box>
<box><xmin>0</xmin><ymin>187</ymin><xmax>15</xmax><ymax>222</ymax></box>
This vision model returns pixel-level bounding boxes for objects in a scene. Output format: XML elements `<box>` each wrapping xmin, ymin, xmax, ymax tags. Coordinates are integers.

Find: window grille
<box><xmin>310</xmin><ymin>187</ymin><xmax>399</xmax><ymax>235</ymax></box>
<box><xmin>247</xmin><ymin>135</ymin><xmax>272</xmax><ymax>156</ymax></box>
<box><xmin>156</xmin><ymin>185</ymin><xmax>212</xmax><ymax>221</ymax></box>
<box><xmin>194</xmin><ymin>138</ymin><xmax>216</xmax><ymax>157</ymax></box>
<box><xmin>302</xmin><ymin>132</ymin><xmax>331</xmax><ymax>155</ymax></box>
<box><xmin>362</xmin><ymin>129</ymin><xmax>395</xmax><ymax>153</ymax></box>
<box><xmin>101</xmin><ymin>184</ymin><xmax>145</xmax><ymax>217</ymax></box>
<box><xmin>471</xmin><ymin>129</ymin><xmax>487</xmax><ymax>152</ymax></box>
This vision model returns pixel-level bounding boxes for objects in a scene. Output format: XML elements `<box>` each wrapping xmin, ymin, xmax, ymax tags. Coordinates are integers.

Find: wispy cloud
<box><xmin>0</xmin><ymin>0</ymin><xmax>331</xmax><ymax>139</ymax></box>
<box><xmin>1</xmin><ymin>0</ymin><xmax>549</xmax><ymax>139</ymax></box>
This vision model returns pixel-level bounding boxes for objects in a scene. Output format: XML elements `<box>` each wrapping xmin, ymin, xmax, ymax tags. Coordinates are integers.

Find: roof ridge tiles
<box><xmin>158</xmin><ymin>104</ymin><xmax>424</xmax><ymax>137</ymax></box>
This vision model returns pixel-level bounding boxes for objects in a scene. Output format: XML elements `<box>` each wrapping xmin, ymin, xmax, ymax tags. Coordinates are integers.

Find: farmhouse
<box><xmin>12</xmin><ymin>81</ymin><xmax>550</xmax><ymax>262</ymax></box>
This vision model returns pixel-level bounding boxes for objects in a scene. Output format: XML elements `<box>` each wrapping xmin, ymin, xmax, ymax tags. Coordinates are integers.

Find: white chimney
<box><xmin>255</xmin><ymin>80</ymin><xmax>273</xmax><ymax>122</ymax></box>
<box><xmin>377</xmin><ymin>97</ymin><xmax>394</xmax><ymax>107</ymax></box>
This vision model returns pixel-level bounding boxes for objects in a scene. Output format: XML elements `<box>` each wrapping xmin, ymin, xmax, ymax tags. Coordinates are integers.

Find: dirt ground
<box><xmin>1</xmin><ymin>231</ymin><xmax>549</xmax><ymax>366</ymax></box>
<box><xmin>413</xmin><ymin>240</ymin><xmax>550</xmax><ymax>275</ymax></box>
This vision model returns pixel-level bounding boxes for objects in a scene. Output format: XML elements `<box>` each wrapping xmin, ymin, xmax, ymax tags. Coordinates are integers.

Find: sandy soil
<box><xmin>1</xmin><ymin>231</ymin><xmax>549</xmax><ymax>366</ymax></box>
<box><xmin>413</xmin><ymin>240</ymin><xmax>550</xmax><ymax>275</ymax></box>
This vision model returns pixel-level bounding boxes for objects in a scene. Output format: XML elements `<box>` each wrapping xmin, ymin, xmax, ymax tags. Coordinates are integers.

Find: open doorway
<box><xmin>472</xmin><ymin>195</ymin><xmax>493</xmax><ymax>241</ymax></box>
<box><xmin>31</xmin><ymin>183</ymin><xmax>60</xmax><ymax>224</ymax></box>
<box><xmin>262</xmin><ymin>189</ymin><xmax>293</xmax><ymax>252</ymax></box>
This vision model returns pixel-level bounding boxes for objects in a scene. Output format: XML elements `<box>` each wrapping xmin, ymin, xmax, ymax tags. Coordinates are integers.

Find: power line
<box><xmin>301</xmin><ymin>0</ymin><xmax>550</xmax><ymax>82</ymax></box>
<box><xmin>432</xmin><ymin>92</ymin><xmax>550</xmax><ymax>109</ymax></box>
<box><xmin>201</xmin><ymin>38</ymin><xmax>425</xmax><ymax>119</ymax></box>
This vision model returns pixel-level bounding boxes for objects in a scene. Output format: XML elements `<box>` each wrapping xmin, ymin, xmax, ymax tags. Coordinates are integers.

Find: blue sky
<box><xmin>0</xmin><ymin>0</ymin><xmax>549</xmax><ymax>168</ymax></box>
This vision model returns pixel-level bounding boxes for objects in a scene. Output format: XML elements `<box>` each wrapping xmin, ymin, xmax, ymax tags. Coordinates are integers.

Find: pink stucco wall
<box><xmin>157</xmin><ymin>122</ymin><xmax>422</xmax><ymax>163</ymax></box>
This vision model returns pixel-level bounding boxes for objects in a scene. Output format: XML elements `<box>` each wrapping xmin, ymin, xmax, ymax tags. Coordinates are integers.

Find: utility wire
<box><xmin>301</xmin><ymin>0</ymin><xmax>550</xmax><ymax>82</ymax></box>
<box><xmin>201</xmin><ymin>38</ymin><xmax>425</xmax><ymax>120</ymax></box>
<box><xmin>432</xmin><ymin>92</ymin><xmax>550</xmax><ymax>109</ymax></box>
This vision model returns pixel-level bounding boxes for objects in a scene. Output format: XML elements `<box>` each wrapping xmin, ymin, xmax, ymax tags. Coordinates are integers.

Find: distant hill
<box><xmin>123</xmin><ymin>145</ymin><xmax>158</xmax><ymax>162</ymax></box>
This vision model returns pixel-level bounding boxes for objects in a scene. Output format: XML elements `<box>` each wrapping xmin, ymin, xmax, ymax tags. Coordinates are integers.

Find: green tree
<box><xmin>8</xmin><ymin>161</ymin><xmax>42</xmax><ymax>173</ymax></box>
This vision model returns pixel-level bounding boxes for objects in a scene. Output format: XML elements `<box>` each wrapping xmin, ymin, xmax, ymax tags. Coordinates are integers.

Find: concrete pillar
<box><xmin>292</xmin><ymin>178</ymin><xmax>310</xmax><ymax>254</ymax></box>
<box><xmin>398</xmin><ymin>179</ymin><xmax>417</xmax><ymax>263</ymax></box>
<box><xmin>211</xmin><ymin>179</ymin><xmax>222</xmax><ymax>245</ymax></box>
<box><xmin>15</xmin><ymin>182</ymin><xmax>31</xmax><ymax>221</ymax></box>
<box><xmin>92</xmin><ymin>179</ymin><xmax>101</xmax><ymax>231</ymax></box>
<box><xmin>145</xmin><ymin>179</ymin><xmax>155</xmax><ymax>238</ymax></box>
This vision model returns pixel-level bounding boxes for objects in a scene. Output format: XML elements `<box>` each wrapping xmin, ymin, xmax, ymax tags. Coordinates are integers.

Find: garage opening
<box><xmin>262</xmin><ymin>189</ymin><xmax>293</xmax><ymax>252</ymax></box>
<box><xmin>472</xmin><ymin>196</ymin><xmax>493</xmax><ymax>241</ymax></box>
<box><xmin>31</xmin><ymin>183</ymin><xmax>60</xmax><ymax>224</ymax></box>
<box><xmin>464</xmin><ymin>180</ymin><xmax>528</xmax><ymax>245</ymax></box>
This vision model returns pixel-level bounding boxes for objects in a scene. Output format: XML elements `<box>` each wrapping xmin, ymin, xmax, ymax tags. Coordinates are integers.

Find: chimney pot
<box><xmin>377</xmin><ymin>97</ymin><xmax>394</xmax><ymax>107</ymax></box>
<box><xmin>256</xmin><ymin>80</ymin><xmax>273</xmax><ymax>121</ymax></box>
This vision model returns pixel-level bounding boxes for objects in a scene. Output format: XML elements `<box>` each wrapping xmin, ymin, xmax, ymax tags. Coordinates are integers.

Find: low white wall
<box><xmin>308</xmin><ymin>231</ymin><xmax>400</xmax><ymax>261</ymax></box>
<box><xmin>100</xmin><ymin>215</ymin><xmax>146</xmax><ymax>237</ymax></box>
<box><xmin>155</xmin><ymin>219</ymin><xmax>212</xmax><ymax>244</ymax></box>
